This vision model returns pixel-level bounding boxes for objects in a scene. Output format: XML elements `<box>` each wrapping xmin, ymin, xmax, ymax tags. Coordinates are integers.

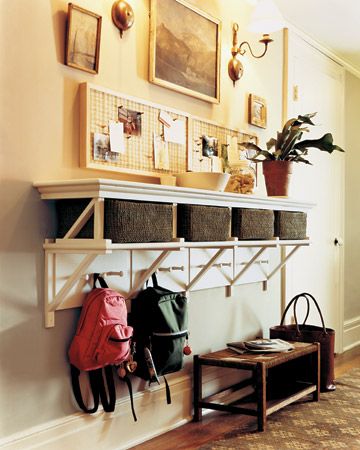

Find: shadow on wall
<box><xmin>0</xmin><ymin>179</ymin><xmax>81</xmax><ymax>437</ymax></box>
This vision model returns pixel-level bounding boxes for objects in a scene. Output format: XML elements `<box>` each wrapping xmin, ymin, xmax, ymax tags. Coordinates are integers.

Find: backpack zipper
<box><xmin>152</xmin><ymin>330</ymin><xmax>188</xmax><ymax>337</ymax></box>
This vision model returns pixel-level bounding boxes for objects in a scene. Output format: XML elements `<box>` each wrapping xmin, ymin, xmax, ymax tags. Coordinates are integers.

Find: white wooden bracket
<box><xmin>232</xmin><ymin>247</ymin><xmax>267</xmax><ymax>285</ymax></box>
<box><xmin>63</xmin><ymin>198</ymin><xmax>104</xmax><ymax>239</ymax></box>
<box><xmin>127</xmin><ymin>250</ymin><xmax>171</xmax><ymax>299</ymax></box>
<box><xmin>44</xmin><ymin>248</ymin><xmax>97</xmax><ymax>327</ymax></box>
<box><xmin>266</xmin><ymin>244</ymin><xmax>301</xmax><ymax>281</ymax></box>
<box><xmin>186</xmin><ymin>248</ymin><xmax>227</xmax><ymax>291</ymax></box>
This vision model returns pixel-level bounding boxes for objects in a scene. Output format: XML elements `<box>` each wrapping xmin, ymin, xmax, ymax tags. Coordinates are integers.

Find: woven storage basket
<box><xmin>232</xmin><ymin>208</ymin><xmax>274</xmax><ymax>240</ymax></box>
<box><xmin>274</xmin><ymin>211</ymin><xmax>307</xmax><ymax>240</ymax></box>
<box><xmin>56</xmin><ymin>198</ymin><xmax>173</xmax><ymax>243</ymax></box>
<box><xmin>177</xmin><ymin>204</ymin><xmax>230</xmax><ymax>242</ymax></box>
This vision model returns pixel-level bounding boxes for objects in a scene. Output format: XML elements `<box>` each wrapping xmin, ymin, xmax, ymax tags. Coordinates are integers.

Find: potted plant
<box><xmin>241</xmin><ymin>113</ymin><xmax>344</xmax><ymax>196</ymax></box>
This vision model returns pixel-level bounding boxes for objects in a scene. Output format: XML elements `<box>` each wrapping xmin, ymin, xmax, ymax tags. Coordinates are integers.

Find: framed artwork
<box><xmin>249</xmin><ymin>94</ymin><xmax>267</xmax><ymax>129</ymax></box>
<box><xmin>149</xmin><ymin>0</ymin><xmax>221</xmax><ymax>104</ymax></box>
<box><xmin>65</xmin><ymin>3</ymin><xmax>102</xmax><ymax>74</ymax></box>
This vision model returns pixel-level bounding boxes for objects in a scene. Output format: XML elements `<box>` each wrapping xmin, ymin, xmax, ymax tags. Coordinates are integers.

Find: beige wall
<box><xmin>1</xmin><ymin>0</ymin><xmax>284</xmax><ymax>446</ymax></box>
<box><xmin>344</xmin><ymin>71</ymin><xmax>360</xmax><ymax>321</ymax></box>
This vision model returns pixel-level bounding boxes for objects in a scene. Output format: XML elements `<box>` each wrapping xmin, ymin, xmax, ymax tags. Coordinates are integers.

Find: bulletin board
<box><xmin>80</xmin><ymin>83</ymin><xmax>189</xmax><ymax>177</ymax></box>
<box><xmin>189</xmin><ymin>117</ymin><xmax>258</xmax><ymax>172</ymax></box>
<box><xmin>80</xmin><ymin>83</ymin><xmax>257</xmax><ymax>179</ymax></box>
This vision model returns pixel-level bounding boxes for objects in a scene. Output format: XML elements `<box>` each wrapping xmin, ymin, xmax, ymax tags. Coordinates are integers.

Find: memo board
<box><xmin>80</xmin><ymin>83</ymin><xmax>257</xmax><ymax>179</ymax></box>
<box><xmin>80</xmin><ymin>83</ymin><xmax>189</xmax><ymax>178</ymax></box>
<box><xmin>189</xmin><ymin>117</ymin><xmax>258</xmax><ymax>172</ymax></box>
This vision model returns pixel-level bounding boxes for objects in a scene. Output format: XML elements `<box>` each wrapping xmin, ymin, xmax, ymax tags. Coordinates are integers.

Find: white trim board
<box><xmin>0</xmin><ymin>366</ymin><xmax>250</xmax><ymax>450</ymax></box>
<box><xmin>343</xmin><ymin>316</ymin><xmax>360</xmax><ymax>351</ymax></box>
<box><xmin>0</xmin><ymin>375</ymin><xmax>192</xmax><ymax>450</ymax></box>
<box><xmin>284</xmin><ymin>22</ymin><xmax>360</xmax><ymax>79</ymax></box>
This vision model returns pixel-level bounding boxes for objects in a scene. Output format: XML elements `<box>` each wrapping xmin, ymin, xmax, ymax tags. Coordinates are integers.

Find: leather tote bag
<box><xmin>270</xmin><ymin>292</ymin><xmax>335</xmax><ymax>392</ymax></box>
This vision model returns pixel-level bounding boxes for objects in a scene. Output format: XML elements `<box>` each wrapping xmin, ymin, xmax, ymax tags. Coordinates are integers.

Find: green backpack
<box><xmin>130</xmin><ymin>273</ymin><xmax>188</xmax><ymax>403</ymax></box>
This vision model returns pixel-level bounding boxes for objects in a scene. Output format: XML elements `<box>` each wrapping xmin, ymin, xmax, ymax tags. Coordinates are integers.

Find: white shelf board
<box><xmin>34</xmin><ymin>178</ymin><xmax>315</xmax><ymax>212</ymax></box>
<box><xmin>43</xmin><ymin>238</ymin><xmax>310</xmax><ymax>253</ymax></box>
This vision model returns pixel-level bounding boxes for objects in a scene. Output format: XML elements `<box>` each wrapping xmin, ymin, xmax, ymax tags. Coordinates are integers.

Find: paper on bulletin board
<box><xmin>211</xmin><ymin>156</ymin><xmax>223</xmax><ymax>172</ymax></box>
<box><xmin>159</xmin><ymin>110</ymin><xmax>172</xmax><ymax>128</ymax></box>
<box><xmin>153</xmin><ymin>133</ymin><xmax>170</xmax><ymax>170</ymax></box>
<box><xmin>163</xmin><ymin>119</ymin><xmax>186</xmax><ymax>145</ymax></box>
<box><xmin>109</xmin><ymin>121</ymin><xmax>125</xmax><ymax>154</ymax></box>
<box><xmin>226</xmin><ymin>135</ymin><xmax>239</xmax><ymax>165</ymax></box>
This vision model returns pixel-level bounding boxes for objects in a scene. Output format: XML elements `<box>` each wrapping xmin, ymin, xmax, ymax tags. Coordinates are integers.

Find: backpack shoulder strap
<box><xmin>98</xmin><ymin>366</ymin><xmax>116</xmax><ymax>412</ymax></box>
<box><xmin>70</xmin><ymin>365</ymin><xmax>116</xmax><ymax>414</ymax></box>
<box><xmin>121</xmin><ymin>375</ymin><xmax>137</xmax><ymax>422</ymax></box>
<box><xmin>163</xmin><ymin>375</ymin><xmax>171</xmax><ymax>405</ymax></box>
<box><xmin>70</xmin><ymin>365</ymin><xmax>100</xmax><ymax>414</ymax></box>
<box><xmin>93</xmin><ymin>273</ymin><xmax>109</xmax><ymax>289</ymax></box>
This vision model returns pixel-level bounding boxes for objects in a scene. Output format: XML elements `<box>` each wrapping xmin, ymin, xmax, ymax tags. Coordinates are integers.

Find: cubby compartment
<box><xmin>56</xmin><ymin>198</ymin><xmax>173</xmax><ymax>243</ymax></box>
<box><xmin>177</xmin><ymin>204</ymin><xmax>231</xmax><ymax>242</ymax></box>
<box><xmin>274</xmin><ymin>211</ymin><xmax>307</xmax><ymax>240</ymax></box>
<box><xmin>232</xmin><ymin>208</ymin><xmax>274</xmax><ymax>240</ymax></box>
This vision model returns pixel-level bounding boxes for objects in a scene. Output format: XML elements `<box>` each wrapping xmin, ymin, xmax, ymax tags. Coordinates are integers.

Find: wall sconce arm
<box><xmin>238</xmin><ymin>34</ymin><xmax>273</xmax><ymax>59</ymax></box>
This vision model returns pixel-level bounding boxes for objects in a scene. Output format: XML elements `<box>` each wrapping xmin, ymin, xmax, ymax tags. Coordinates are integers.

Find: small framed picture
<box><xmin>65</xmin><ymin>3</ymin><xmax>102</xmax><ymax>74</ymax></box>
<box><xmin>249</xmin><ymin>94</ymin><xmax>267</xmax><ymax>129</ymax></box>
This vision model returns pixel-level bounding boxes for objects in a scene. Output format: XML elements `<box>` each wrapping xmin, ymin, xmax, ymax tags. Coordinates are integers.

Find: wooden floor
<box><xmin>131</xmin><ymin>345</ymin><xmax>360</xmax><ymax>450</ymax></box>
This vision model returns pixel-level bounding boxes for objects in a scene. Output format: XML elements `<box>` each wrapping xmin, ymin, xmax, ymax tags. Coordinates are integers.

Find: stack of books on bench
<box><xmin>227</xmin><ymin>338</ymin><xmax>294</xmax><ymax>354</ymax></box>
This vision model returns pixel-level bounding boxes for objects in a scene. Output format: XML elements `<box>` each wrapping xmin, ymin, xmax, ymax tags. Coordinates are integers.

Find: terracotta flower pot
<box><xmin>262</xmin><ymin>160</ymin><xmax>293</xmax><ymax>197</ymax></box>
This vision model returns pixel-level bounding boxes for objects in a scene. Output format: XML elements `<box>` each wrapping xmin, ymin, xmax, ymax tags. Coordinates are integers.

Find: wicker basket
<box><xmin>232</xmin><ymin>208</ymin><xmax>274</xmax><ymax>240</ymax></box>
<box><xmin>56</xmin><ymin>199</ymin><xmax>173</xmax><ymax>243</ymax></box>
<box><xmin>177</xmin><ymin>204</ymin><xmax>231</xmax><ymax>242</ymax></box>
<box><xmin>274</xmin><ymin>211</ymin><xmax>307</xmax><ymax>240</ymax></box>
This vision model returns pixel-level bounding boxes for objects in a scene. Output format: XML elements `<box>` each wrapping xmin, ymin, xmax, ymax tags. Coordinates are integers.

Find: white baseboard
<box><xmin>0</xmin><ymin>374</ymin><xmax>193</xmax><ymax>450</ymax></box>
<box><xmin>343</xmin><ymin>315</ymin><xmax>360</xmax><ymax>351</ymax></box>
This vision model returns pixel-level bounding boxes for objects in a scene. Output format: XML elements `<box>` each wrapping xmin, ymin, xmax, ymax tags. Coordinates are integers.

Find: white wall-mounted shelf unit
<box><xmin>34</xmin><ymin>179</ymin><xmax>315</xmax><ymax>328</ymax></box>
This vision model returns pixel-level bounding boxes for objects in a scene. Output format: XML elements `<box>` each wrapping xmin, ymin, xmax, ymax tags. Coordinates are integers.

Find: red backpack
<box><xmin>68</xmin><ymin>274</ymin><xmax>136</xmax><ymax>418</ymax></box>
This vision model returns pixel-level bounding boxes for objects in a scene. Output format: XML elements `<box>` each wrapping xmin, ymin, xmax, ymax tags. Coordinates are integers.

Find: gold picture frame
<box><xmin>65</xmin><ymin>3</ymin><xmax>102</xmax><ymax>74</ymax></box>
<box><xmin>249</xmin><ymin>94</ymin><xmax>267</xmax><ymax>129</ymax></box>
<box><xmin>149</xmin><ymin>0</ymin><xmax>221</xmax><ymax>104</ymax></box>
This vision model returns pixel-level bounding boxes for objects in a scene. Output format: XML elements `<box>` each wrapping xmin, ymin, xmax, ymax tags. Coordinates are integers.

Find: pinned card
<box><xmin>153</xmin><ymin>133</ymin><xmax>170</xmax><ymax>170</ymax></box>
<box><xmin>226</xmin><ymin>134</ymin><xmax>239</xmax><ymax>164</ymax></box>
<box><xmin>109</xmin><ymin>121</ymin><xmax>125</xmax><ymax>154</ymax></box>
<box><xmin>159</xmin><ymin>110</ymin><xmax>172</xmax><ymax>128</ymax></box>
<box><xmin>163</xmin><ymin>119</ymin><xmax>186</xmax><ymax>145</ymax></box>
<box><xmin>210</xmin><ymin>156</ymin><xmax>223</xmax><ymax>173</ymax></box>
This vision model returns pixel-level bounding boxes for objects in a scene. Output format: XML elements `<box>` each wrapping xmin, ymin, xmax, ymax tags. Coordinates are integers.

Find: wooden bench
<box><xmin>193</xmin><ymin>341</ymin><xmax>320</xmax><ymax>431</ymax></box>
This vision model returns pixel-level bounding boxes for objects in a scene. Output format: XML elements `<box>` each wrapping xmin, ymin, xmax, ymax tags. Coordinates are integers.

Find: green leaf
<box><xmin>295</xmin><ymin>112</ymin><xmax>317</xmax><ymax>126</ymax></box>
<box><xmin>289</xmin><ymin>155</ymin><xmax>312</xmax><ymax>164</ymax></box>
<box><xmin>247</xmin><ymin>150</ymin><xmax>275</xmax><ymax>161</ymax></box>
<box><xmin>266</xmin><ymin>138</ymin><xmax>277</xmax><ymax>150</ymax></box>
<box><xmin>280</xmin><ymin>127</ymin><xmax>303</xmax><ymax>159</ymax></box>
<box><xmin>294</xmin><ymin>133</ymin><xmax>345</xmax><ymax>154</ymax></box>
<box><xmin>239</xmin><ymin>142</ymin><xmax>262</xmax><ymax>153</ymax></box>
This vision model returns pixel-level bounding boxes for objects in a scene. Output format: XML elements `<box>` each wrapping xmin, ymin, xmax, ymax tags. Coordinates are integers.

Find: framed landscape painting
<box><xmin>149</xmin><ymin>0</ymin><xmax>221</xmax><ymax>103</ymax></box>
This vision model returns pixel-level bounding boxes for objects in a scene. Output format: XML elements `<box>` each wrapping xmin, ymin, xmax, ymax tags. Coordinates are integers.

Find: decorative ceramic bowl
<box><xmin>175</xmin><ymin>172</ymin><xmax>231</xmax><ymax>191</ymax></box>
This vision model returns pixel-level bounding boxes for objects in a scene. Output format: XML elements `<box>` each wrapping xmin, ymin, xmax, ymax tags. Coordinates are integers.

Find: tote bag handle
<box><xmin>280</xmin><ymin>292</ymin><xmax>327</xmax><ymax>335</ymax></box>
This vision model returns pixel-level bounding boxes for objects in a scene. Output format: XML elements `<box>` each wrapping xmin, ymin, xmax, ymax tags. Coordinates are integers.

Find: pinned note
<box><xmin>153</xmin><ymin>133</ymin><xmax>170</xmax><ymax>170</ymax></box>
<box><xmin>163</xmin><ymin>118</ymin><xmax>186</xmax><ymax>145</ymax></box>
<box><xmin>210</xmin><ymin>156</ymin><xmax>223</xmax><ymax>173</ymax></box>
<box><xmin>159</xmin><ymin>110</ymin><xmax>172</xmax><ymax>128</ymax></box>
<box><xmin>226</xmin><ymin>135</ymin><xmax>240</xmax><ymax>164</ymax></box>
<box><xmin>109</xmin><ymin>121</ymin><xmax>125</xmax><ymax>154</ymax></box>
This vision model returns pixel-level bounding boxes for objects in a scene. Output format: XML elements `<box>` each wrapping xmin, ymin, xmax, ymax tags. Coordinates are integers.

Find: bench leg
<box><xmin>255</xmin><ymin>362</ymin><xmax>267</xmax><ymax>431</ymax></box>
<box><xmin>193</xmin><ymin>355</ymin><xmax>202</xmax><ymax>422</ymax></box>
<box><xmin>312</xmin><ymin>343</ymin><xmax>321</xmax><ymax>401</ymax></box>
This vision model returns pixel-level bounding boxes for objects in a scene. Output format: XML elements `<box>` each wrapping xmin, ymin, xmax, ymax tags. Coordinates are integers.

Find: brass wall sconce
<box><xmin>228</xmin><ymin>0</ymin><xmax>284</xmax><ymax>86</ymax></box>
<box><xmin>111</xmin><ymin>0</ymin><xmax>134</xmax><ymax>38</ymax></box>
<box><xmin>228</xmin><ymin>23</ymin><xmax>273</xmax><ymax>85</ymax></box>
